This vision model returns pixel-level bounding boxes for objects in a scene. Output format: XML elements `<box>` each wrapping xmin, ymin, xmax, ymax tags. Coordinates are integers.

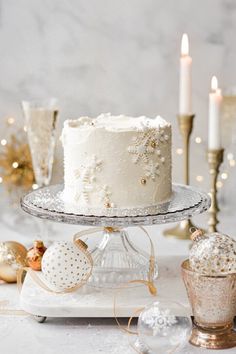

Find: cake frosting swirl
<box><xmin>61</xmin><ymin>113</ymin><xmax>172</xmax><ymax>216</ymax></box>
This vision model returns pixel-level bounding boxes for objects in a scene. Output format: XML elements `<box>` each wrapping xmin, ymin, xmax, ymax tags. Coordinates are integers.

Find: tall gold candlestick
<box><xmin>164</xmin><ymin>114</ymin><xmax>196</xmax><ymax>240</ymax></box>
<box><xmin>207</xmin><ymin>149</ymin><xmax>224</xmax><ymax>233</ymax></box>
<box><xmin>178</xmin><ymin>114</ymin><xmax>194</xmax><ymax>184</ymax></box>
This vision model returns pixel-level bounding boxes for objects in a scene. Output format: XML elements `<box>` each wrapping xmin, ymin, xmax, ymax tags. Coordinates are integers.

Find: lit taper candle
<box><xmin>208</xmin><ymin>76</ymin><xmax>222</xmax><ymax>149</ymax></box>
<box><xmin>179</xmin><ymin>33</ymin><xmax>192</xmax><ymax>115</ymax></box>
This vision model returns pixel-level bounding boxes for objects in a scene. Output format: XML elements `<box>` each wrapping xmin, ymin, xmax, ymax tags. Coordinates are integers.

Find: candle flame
<box><xmin>181</xmin><ymin>33</ymin><xmax>189</xmax><ymax>56</ymax></box>
<box><xmin>211</xmin><ymin>76</ymin><xmax>218</xmax><ymax>91</ymax></box>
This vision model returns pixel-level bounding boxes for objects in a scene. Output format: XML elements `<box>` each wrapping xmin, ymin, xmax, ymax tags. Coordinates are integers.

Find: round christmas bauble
<box><xmin>41</xmin><ymin>240</ymin><xmax>92</xmax><ymax>292</ymax></box>
<box><xmin>189</xmin><ymin>231</ymin><xmax>236</xmax><ymax>275</ymax></box>
<box><xmin>137</xmin><ymin>301</ymin><xmax>191</xmax><ymax>353</ymax></box>
<box><xmin>0</xmin><ymin>241</ymin><xmax>27</xmax><ymax>283</ymax></box>
<box><xmin>27</xmin><ymin>240</ymin><xmax>47</xmax><ymax>271</ymax></box>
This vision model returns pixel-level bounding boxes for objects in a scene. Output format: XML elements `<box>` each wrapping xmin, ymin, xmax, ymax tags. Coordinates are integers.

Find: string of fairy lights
<box><xmin>0</xmin><ymin>117</ymin><xmax>37</xmax><ymax>191</ymax></box>
<box><xmin>175</xmin><ymin>135</ymin><xmax>236</xmax><ymax>189</ymax></box>
<box><xmin>0</xmin><ymin>117</ymin><xmax>14</xmax><ymax>185</ymax></box>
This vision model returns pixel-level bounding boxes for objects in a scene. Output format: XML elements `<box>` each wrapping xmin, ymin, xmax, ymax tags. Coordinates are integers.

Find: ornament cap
<box><xmin>75</xmin><ymin>239</ymin><xmax>88</xmax><ymax>251</ymax></box>
<box><xmin>34</xmin><ymin>240</ymin><xmax>45</xmax><ymax>249</ymax></box>
<box><xmin>190</xmin><ymin>229</ymin><xmax>204</xmax><ymax>242</ymax></box>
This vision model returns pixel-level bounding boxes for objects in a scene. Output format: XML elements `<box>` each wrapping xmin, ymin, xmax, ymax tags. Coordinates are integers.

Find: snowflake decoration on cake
<box><xmin>73</xmin><ymin>155</ymin><xmax>102</xmax><ymax>203</ymax></box>
<box><xmin>127</xmin><ymin>131</ymin><xmax>155</xmax><ymax>164</ymax></box>
<box><xmin>127</xmin><ymin>128</ymin><xmax>169</xmax><ymax>183</ymax></box>
<box><xmin>74</xmin><ymin>177</ymin><xmax>94</xmax><ymax>203</ymax></box>
<box><xmin>88</xmin><ymin>155</ymin><xmax>102</xmax><ymax>172</ymax></box>
<box><xmin>144</xmin><ymin>160</ymin><xmax>160</xmax><ymax>180</ymax></box>
<box><xmin>73</xmin><ymin>156</ymin><xmax>114</xmax><ymax>207</ymax></box>
<box><xmin>98</xmin><ymin>185</ymin><xmax>112</xmax><ymax>204</ymax></box>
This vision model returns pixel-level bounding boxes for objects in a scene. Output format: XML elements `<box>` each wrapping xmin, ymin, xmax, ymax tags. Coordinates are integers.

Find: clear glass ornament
<box><xmin>137</xmin><ymin>301</ymin><xmax>192</xmax><ymax>353</ymax></box>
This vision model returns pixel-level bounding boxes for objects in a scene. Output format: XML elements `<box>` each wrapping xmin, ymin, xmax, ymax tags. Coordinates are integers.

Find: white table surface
<box><xmin>0</xmin><ymin>204</ymin><xmax>235</xmax><ymax>354</ymax></box>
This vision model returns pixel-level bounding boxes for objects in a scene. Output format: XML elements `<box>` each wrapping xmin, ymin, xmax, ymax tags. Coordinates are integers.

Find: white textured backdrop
<box><xmin>0</xmin><ymin>0</ymin><xmax>235</xmax><ymax>211</ymax></box>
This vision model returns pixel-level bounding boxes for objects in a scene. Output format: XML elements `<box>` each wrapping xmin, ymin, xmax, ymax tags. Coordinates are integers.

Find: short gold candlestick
<box><xmin>164</xmin><ymin>114</ymin><xmax>197</xmax><ymax>240</ymax></box>
<box><xmin>207</xmin><ymin>148</ymin><xmax>224</xmax><ymax>233</ymax></box>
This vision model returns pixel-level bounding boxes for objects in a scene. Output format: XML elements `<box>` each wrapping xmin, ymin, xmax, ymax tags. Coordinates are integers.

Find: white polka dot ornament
<box><xmin>41</xmin><ymin>239</ymin><xmax>92</xmax><ymax>292</ymax></box>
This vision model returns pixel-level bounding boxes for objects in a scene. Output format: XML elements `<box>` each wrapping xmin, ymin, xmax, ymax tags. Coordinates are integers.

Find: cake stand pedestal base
<box><xmin>21</xmin><ymin>183</ymin><xmax>210</xmax><ymax>287</ymax></box>
<box><xmin>89</xmin><ymin>227</ymin><xmax>158</xmax><ymax>288</ymax></box>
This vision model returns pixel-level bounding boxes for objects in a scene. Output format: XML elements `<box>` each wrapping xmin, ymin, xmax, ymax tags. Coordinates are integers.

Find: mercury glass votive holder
<box><xmin>181</xmin><ymin>259</ymin><xmax>236</xmax><ymax>349</ymax></box>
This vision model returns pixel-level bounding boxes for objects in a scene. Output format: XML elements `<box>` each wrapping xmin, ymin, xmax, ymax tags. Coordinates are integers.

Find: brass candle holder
<box><xmin>207</xmin><ymin>148</ymin><xmax>224</xmax><ymax>233</ymax></box>
<box><xmin>164</xmin><ymin>114</ymin><xmax>197</xmax><ymax>239</ymax></box>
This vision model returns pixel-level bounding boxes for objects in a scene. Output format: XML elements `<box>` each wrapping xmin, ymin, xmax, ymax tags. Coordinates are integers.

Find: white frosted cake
<box><xmin>61</xmin><ymin>113</ymin><xmax>172</xmax><ymax>216</ymax></box>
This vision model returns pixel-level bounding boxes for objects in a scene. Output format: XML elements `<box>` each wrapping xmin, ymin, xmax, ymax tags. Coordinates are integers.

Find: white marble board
<box><xmin>20</xmin><ymin>255</ymin><xmax>190</xmax><ymax>318</ymax></box>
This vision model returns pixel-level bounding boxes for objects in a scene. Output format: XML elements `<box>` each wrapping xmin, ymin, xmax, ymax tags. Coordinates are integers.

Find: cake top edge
<box><xmin>63</xmin><ymin>113</ymin><xmax>171</xmax><ymax>133</ymax></box>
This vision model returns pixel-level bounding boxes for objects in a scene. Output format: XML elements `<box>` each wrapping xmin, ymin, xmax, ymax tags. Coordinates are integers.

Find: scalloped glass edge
<box><xmin>20</xmin><ymin>183</ymin><xmax>211</xmax><ymax>227</ymax></box>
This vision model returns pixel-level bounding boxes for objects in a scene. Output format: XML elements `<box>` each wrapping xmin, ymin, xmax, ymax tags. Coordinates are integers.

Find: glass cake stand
<box><xmin>21</xmin><ymin>184</ymin><xmax>210</xmax><ymax>287</ymax></box>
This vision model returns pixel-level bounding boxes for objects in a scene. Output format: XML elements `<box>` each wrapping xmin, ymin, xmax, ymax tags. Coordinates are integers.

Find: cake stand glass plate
<box><xmin>21</xmin><ymin>183</ymin><xmax>210</xmax><ymax>226</ymax></box>
<box><xmin>21</xmin><ymin>184</ymin><xmax>210</xmax><ymax>288</ymax></box>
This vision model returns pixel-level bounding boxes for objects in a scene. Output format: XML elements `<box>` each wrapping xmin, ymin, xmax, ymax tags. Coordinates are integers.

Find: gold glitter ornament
<box><xmin>0</xmin><ymin>241</ymin><xmax>27</xmax><ymax>283</ymax></box>
<box><xmin>189</xmin><ymin>230</ymin><xmax>236</xmax><ymax>275</ymax></box>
